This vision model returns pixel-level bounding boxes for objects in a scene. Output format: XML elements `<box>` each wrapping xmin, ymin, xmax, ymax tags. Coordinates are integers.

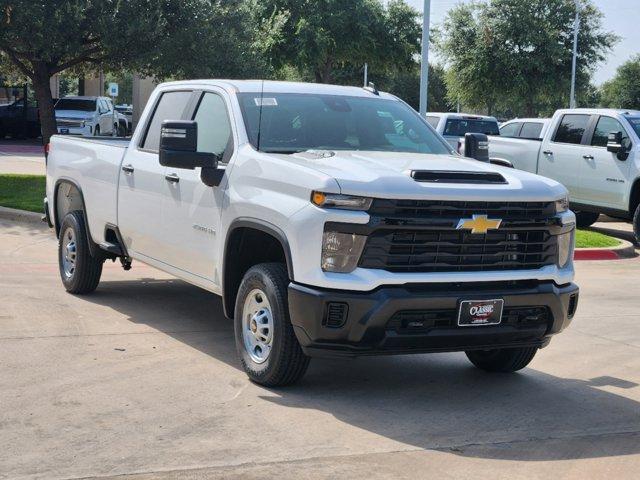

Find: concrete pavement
<box><xmin>1</xmin><ymin>219</ymin><xmax>640</xmax><ymax>479</ymax></box>
<box><xmin>0</xmin><ymin>142</ymin><xmax>45</xmax><ymax>175</ymax></box>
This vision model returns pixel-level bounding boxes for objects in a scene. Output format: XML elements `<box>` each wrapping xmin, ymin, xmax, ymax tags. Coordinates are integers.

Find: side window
<box><xmin>192</xmin><ymin>92</ymin><xmax>233</xmax><ymax>162</ymax></box>
<box><xmin>520</xmin><ymin>122</ymin><xmax>544</xmax><ymax>139</ymax></box>
<box><xmin>499</xmin><ymin>122</ymin><xmax>522</xmax><ymax>137</ymax></box>
<box><xmin>553</xmin><ymin>114</ymin><xmax>590</xmax><ymax>144</ymax></box>
<box><xmin>591</xmin><ymin>116</ymin><xmax>629</xmax><ymax>148</ymax></box>
<box><xmin>141</xmin><ymin>91</ymin><xmax>192</xmax><ymax>152</ymax></box>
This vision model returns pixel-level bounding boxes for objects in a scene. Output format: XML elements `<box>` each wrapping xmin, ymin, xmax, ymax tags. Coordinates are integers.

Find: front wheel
<box><xmin>93</xmin><ymin>125</ymin><xmax>100</xmax><ymax>136</ymax></box>
<box><xmin>234</xmin><ymin>263</ymin><xmax>310</xmax><ymax>386</ymax></box>
<box><xmin>466</xmin><ymin>347</ymin><xmax>538</xmax><ymax>373</ymax></box>
<box><xmin>574</xmin><ymin>211</ymin><xmax>600</xmax><ymax>228</ymax></box>
<box><xmin>632</xmin><ymin>203</ymin><xmax>640</xmax><ymax>245</ymax></box>
<box><xmin>58</xmin><ymin>211</ymin><xmax>104</xmax><ymax>294</ymax></box>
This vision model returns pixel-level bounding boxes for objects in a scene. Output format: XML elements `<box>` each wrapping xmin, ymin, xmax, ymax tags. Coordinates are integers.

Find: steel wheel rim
<box><xmin>61</xmin><ymin>227</ymin><xmax>77</xmax><ymax>278</ymax></box>
<box><xmin>242</xmin><ymin>288</ymin><xmax>274</xmax><ymax>364</ymax></box>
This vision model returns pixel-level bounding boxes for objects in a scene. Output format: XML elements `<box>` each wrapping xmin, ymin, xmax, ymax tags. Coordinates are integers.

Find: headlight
<box><xmin>321</xmin><ymin>231</ymin><xmax>366</xmax><ymax>273</ymax></box>
<box><xmin>555</xmin><ymin>195</ymin><xmax>569</xmax><ymax>213</ymax></box>
<box><xmin>311</xmin><ymin>192</ymin><xmax>372</xmax><ymax>211</ymax></box>
<box><xmin>557</xmin><ymin>230</ymin><xmax>574</xmax><ymax>268</ymax></box>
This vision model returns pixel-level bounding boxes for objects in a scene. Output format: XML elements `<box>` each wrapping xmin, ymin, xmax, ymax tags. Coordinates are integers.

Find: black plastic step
<box><xmin>99</xmin><ymin>241</ymin><xmax>123</xmax><ymax>256</ymax></box>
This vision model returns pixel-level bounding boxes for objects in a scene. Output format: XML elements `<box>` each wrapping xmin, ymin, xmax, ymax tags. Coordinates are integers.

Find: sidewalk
<box><xmin>0</xmin><ymin>141</ymin><xmax>45</xmax><ymax>175</ymax></box>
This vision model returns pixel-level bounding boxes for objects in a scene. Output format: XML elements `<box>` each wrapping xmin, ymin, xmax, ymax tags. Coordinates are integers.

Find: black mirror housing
<box><xmin>464</xmin><ymin>133</ymin><xmax>490</xmax><ymax>162</ymax></box>
<box><xmin>159</xmin><ymin>120</ymin><xmax>219</xmax><ymax>170</ymax></box>
<box><xmin>607</xmin><ymin>131</ymin><xmax>623</xmax><ymax>154</ymax></box>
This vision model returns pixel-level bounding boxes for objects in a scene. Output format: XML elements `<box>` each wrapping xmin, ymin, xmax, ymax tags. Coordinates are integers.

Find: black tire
<box><xmin>466</xmin><ymin>347</ymin><xmax>538</xmax><ymax>373</ymax></box>
<box><xmin>633</xmin><ymin>203</ymin><xmax>640</xmax><ymax>245</ymax></box>
<box><xmin>117</xmin><ymin>123</ymin><xmax>126</xmax><ymax>137</ymax></box>
<box><xmin>94</xmin><ymin>125</ymin><xmax>100</xmax><ymax>136</ymax></box>
<box><xmin>58</xmin><ymin>211</ymin><xmax>103</xmax><ymax>294</ymax></box>
<box><xmin>234</xmin><ymin>263</ymin><xmax>310</xmax><ymax>386</ymax></box>
<box><xmin>574</xmin><ymin>211</ymin><xmax>600</xmax><ymax>228</ymax></box>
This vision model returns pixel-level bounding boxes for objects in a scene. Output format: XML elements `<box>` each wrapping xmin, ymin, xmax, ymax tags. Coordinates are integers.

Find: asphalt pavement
<box><xmin>1</xmin><ymin>218</ymin><xmax>640</xmax><ymax>480</ymax></box>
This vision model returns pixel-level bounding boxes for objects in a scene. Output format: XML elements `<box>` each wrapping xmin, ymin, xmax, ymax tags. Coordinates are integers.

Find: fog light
<box><xmin>321</xmin><ymin>231</ymin><xmax>366</xmax><ymax>273</ymax></box>
<box><xmin>558</xmin><ymin>231</ymin><xmax>574</xmax><ymax>268</ymax></box>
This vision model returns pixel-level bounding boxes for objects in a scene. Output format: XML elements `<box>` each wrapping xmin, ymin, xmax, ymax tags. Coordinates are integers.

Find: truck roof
<box><xmin>554</xmin><ymin>108</ymin><xmax>640</xmax><ymax>117</ymax></box>
<box><xmin>157</xmin><ymin>79</ymin><xmax>399</xmax><ymax>100</ymax></box>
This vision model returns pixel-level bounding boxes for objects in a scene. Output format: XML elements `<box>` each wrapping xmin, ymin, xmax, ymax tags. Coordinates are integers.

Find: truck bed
<box><xmin>46</xmin><ymin>135</ymin><xmax>130</xmax><ymax>242</ymax></box>
<box><xmin>487</xmin><ymin>135</ymin><xmax>542</xmax><ymax>174</ymax></box>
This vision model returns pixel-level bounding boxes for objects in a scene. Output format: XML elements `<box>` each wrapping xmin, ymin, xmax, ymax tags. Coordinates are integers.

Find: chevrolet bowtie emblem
<box><xmin>456</xmin><ymin>214</ymin><xmax>502</xmax><ymax>234</ymax></box>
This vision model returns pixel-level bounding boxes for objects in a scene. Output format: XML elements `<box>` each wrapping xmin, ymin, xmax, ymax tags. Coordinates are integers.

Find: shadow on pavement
<box><xmin>85</xmin><ymin>277</ymin><xmax>640</xmax><ymax>462</ymax></box>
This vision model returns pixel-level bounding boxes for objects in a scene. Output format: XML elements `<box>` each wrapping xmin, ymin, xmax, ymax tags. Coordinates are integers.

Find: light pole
<box><xmin>569</xmin><ymin>0</ymin><xmax>581</xmax><ymax>109</ymax></box>
<box><xmin>419</xmin><ymin>0</ymin><xmax>431</xmax><ymax>117</ymax></box>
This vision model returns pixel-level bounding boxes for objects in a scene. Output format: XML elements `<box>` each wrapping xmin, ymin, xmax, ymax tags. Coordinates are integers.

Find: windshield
<box><xmin>444</xmin><ymin>119</ymin><xmax>500</xmax><ymax>136</ymax></box>
<box><xmin>627</xmin><ymin>117</ymin><xmax>640</xmax><ymax>139</ymax></box>
<box><xmin>237</xmin><ymin>93</ymin><xmax>452</xmax><ymax>155</ymax></box>
<box><xmin>55</xmin><ymin>99</ymin><xmax>96</xmax><ymax>112</ymax></box>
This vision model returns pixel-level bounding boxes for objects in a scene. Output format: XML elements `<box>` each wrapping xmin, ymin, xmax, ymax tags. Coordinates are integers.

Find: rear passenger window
<box><xmin>520</xmin><ymin>122</ymin><xmax>543</xmax><ymax>139</ymax></box>
<box><xmin>141</xmin><ymin>91</ymin><xmax>192</xmax><ymax>152</ymax></box>
<box><xmin>591</xmin><ymin>116</ymin><xmax>628</xmax><ymax>148</ymax></box>
<box><xmin>553</xmin><ymin>114</ymin><xmax>590</xmax><ymax>144</ymax></box>
<box><xmin>499</xmin><ymin>122</ymin><xmax>522</xmax><ymax>137</ymax></box>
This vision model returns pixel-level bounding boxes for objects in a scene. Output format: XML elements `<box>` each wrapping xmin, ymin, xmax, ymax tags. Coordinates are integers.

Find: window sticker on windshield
<box><xmin>254</xmin><ymin>97</ymin><xmax>278</xmax><ymax>106</ymax></box>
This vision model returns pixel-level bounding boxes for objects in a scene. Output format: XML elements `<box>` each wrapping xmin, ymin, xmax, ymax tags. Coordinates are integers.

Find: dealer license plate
<box><xmin>457</xmin><ymin>299</ymin><xmax>504</xmax><ymax>326</ymax></box>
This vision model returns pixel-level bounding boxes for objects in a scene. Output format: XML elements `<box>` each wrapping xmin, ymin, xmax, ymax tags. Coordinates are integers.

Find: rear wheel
<box><xmin>58</xmin><ymin>211</ymin><xmax>103</xmax><ymax>294</ymax></box>
<box><xmin>633</xmin><ymin>203</ymin><xmax>640</xmax><ymax>245</ymax></box>
<box><xmin>466</xmin><ymin>347</ymin><xmax>538</xmax><ymax>373</ymax></box>
<box><xmin>574</xmin><ymin>211</ymin><xmax>600</xmax><ymax>228</ymax></box>
<box><xmin>234</xmin><ymin>263</ymin><xmax>310</xmax><ymax>386</ymax></box>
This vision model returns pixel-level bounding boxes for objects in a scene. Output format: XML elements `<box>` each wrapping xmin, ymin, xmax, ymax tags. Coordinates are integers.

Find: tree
<box><xmin>383</xmin><ymin>64</ymin><xmax>452</xmax><ymax>112</ymax></box>
<box><xmin>0</xmin><ymin>0</ymin><xmax>265</xmax><ymax>144</ymax></box>
<box><xmin>435</xmin><ymin>0</ymin><xmax>617</xmax><ymax>117</ymax></box>
<box><xmin>600</xmin><ymin>54</ymin><xmax>640</xmax><ymax>109</ymax></box>
<box><xmin>254</xmin><ymin>0</ymin><xmax>421</xmax><ymax>84</ymax></box>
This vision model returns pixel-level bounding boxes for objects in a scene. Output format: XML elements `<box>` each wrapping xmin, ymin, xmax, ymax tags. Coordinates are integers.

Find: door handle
<box><xmin>165</xmin><ymin>173</ymin><xmax>180</xmax><ymax>184</ymax></box>
<box><xmin>583</xmin><ymin>155</ymin><xmax>594</xmax><ymax>160</ymax></box>
<box><xmin>122</xmin><ymin>164</ymin><xmax>134</xmax><ymax>174</ymax></box>
<box><xmin>543</xmin><ymin>150</ymin><xmax>553</xmax><ymax>155</ymax></box>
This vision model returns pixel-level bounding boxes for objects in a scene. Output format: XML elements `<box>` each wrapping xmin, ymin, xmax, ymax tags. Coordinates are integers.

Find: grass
<box><xmin>575</xmin><ymin>229</ymin><xmax>621</xmax><ymax>249</ymax></box>
<box><xmin>0</xmin><ymin>174</ymin><xmax>46</xmax><ymax>213</ymax></box>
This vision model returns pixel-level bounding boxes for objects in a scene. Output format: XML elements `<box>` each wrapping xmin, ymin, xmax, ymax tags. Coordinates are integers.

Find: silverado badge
<box><xmin>456</xmin><ymin>214</ymin><xmax>502</xmax><ymax>234</ymax></box>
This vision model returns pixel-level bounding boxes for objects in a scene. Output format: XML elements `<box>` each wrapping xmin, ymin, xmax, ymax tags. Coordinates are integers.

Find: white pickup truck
<box><xmin>45</xmin><ymin>80</ymin><xmax>579</xmax><ymax>386</ymax></box>
<box><xmin>489</xmin><ymin>109</ymin><xmax>640</xmax><ymax>240</ymax></box>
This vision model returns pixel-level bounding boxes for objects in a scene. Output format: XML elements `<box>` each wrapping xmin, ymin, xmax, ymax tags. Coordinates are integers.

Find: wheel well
<box><xmin>223</xmin><ymin>226</ymin><xmax>289</xmax><ymax>319</ymax></box>
<box><xmin>630</xmin><ymin>178</ymin><xmax>640</xmax><ymax>217</ymax></box>
<box><xmin>55</xmin><ymin>181</ymin><xmax>85</xmax><ymax>236</ymax></box>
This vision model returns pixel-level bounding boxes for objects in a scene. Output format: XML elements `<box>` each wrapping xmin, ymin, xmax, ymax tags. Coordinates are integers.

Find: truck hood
<box><xmin>55</xmin><ymin>110</ymin><xmax>93</xmax><ymax>120</ymax></box>
<box><xmin>278</xmin><ymin>150</ymin><xmax>566</xmax><ymax>202</ymax></box>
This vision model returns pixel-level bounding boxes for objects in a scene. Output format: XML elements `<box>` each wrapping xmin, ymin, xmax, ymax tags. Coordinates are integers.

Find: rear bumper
<box><xmin>288</xmin><ymin>280</ymin><xmax>579</xmax><ymax>358</ymax></box>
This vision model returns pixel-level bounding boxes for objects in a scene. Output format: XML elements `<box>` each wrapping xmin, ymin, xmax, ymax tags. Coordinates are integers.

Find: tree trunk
<box><xmin>31</xmin><ymin>66</ymin><xmax>56</xmax><ymax>145</ymax></box>
<box><xmin>314</xmin><ymin>58</ymin><xmax>333</xmax><ymax>83</ymax></box>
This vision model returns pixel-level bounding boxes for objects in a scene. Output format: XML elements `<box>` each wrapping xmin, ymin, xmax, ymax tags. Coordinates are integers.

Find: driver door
<box><xmin>161</xmin><ymin>90</ymin><xmax>234</xmax><ymax>285</ymax></box>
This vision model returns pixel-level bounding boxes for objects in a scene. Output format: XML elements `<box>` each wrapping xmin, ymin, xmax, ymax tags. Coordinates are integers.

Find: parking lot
<box><xmin>1</xmin><ymin>217</ymin><xmax>640</xmax><ymax>479</ymax></box>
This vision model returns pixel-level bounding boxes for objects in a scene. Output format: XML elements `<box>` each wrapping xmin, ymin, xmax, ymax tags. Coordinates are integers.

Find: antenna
<box><xmin>256</xmin><ymin>80</ymin><xmax>264</xmax><ymax>151</ymax></box>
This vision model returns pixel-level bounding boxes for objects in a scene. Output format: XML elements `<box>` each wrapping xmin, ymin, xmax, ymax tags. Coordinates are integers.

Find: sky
<box><xmin>406</xmin><ymin>0</ymin><xmax>640</xmax><ymax>85</ymax></box>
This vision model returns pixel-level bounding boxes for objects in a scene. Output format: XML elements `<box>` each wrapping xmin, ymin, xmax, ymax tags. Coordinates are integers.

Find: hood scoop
<box><xmin>410</xmin><ymin>170</ymin><xmax>507</xmax><ymax>185</ymax></box>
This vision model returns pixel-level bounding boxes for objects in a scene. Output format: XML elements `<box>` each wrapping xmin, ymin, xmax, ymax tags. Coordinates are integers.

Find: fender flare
<box><xmin>222</xmin><ymin>217</ymin><xmax>294</xmax><ymax>318</ymax></box>
<box><xmin>53</xmin><ymin>178</ymin><xmax>99</xmax><ymax>257</ymax></box>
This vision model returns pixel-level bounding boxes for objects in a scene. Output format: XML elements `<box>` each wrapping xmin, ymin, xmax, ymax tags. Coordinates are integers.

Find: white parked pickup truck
<box><xmin>45</xmin><ymin>80</ymin><xmax>579</xmax><ymax>386</ymax></box>
<box><xmin>55</xmin><ymin>96</ymin><xmax>128</xmax><ymax>137</ymax></box>
<box><xmin>489</xmin><ymin>108</ymin><xmax>640</xmax><ymax>239</ymax></box>
<box><xmin>426</xmin><ymin>113</ymin><xmax>500</xmax><ymax>151</ymax></box>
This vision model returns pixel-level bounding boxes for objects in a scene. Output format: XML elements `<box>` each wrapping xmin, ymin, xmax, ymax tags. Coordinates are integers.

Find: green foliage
<box><xmin>253</xmin><ymin>0</ymin><xmax>421</xmax><ymax>83</ymax></box>
<box><xmin>104</xmin><ymin>72</ymin><xmax>133</xmax><ymax>105</ymax></box>
<box><xmin>436</xmin><ymin>0</ymin><xmax>617</xmax><ymax>117</ymax></box>
<box><xmin>600</xmin><ymin>54</ymin><xmax>640</xmax><ymax>110</ymax></box>
<box><xmin>0</xmin><ymin>174</ymin><xmax>45</xmax><ymax>213</ymax></box>
<box><xmin>575</xmin><ymin>229</ymin><xmax>620</xmax><ymax>249</ymax></box>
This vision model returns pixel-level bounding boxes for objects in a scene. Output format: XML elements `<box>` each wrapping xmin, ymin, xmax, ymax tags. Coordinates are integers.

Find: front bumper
<box><xmin>57</xmin><ymin>125</ymin><xmax>92</xmax><ymax>136</ymax></box>
<box><xmin>288</xmin><ymin>280</ymin><xmax>579</xmax><ymax>358</ymax></box>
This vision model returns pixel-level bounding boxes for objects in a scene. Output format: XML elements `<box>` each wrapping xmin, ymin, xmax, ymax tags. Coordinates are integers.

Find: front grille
<box><xmin>57</xmin><ymin>119</ymin><xmax>83</xmax><ymax>128</ymax></box>
<box><xmin>387</xmin><ymin>306</ymin><xmax>550</xmax><ymax>334</ymax></box>
<box><xmin>359</xmin><ymin>229</ymin><xmax>557</xmax><ymax>272</ymax></box>
<box><xmin>357</xmin><ymin>199</ymin><xmax>557</xmax><ymax>273</ymax></box>
<box><xmin>368</xmin><ymin>199</ymin><xmax>555</xmax><ymax>221</ymax></box>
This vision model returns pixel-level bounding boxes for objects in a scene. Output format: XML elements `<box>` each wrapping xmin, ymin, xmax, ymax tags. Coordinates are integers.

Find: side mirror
<box><xmin>607</xmin><ymin>131</ymin><xmax>623</xmax><ymax>154</ymax></box>
<box><xmin>464</xmin><ymin>133</ymin><xmax>490</xmax><ymax>162</ymax></box>
<box><xmin>159</xmin><ymin>120</ymin><xmax>219</xmax><ymax>170</ymax></box>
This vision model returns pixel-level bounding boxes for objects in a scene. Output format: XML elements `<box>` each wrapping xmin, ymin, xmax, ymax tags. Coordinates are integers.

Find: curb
<box><xmin>574</xmin><ymin>239</ymin><xmax>636</xmax><ymax>261</ymax></box>
<box><xmin>0</xmin><ymin>206</ymin><xmax>45</xmax><ymax>225</ymax></box>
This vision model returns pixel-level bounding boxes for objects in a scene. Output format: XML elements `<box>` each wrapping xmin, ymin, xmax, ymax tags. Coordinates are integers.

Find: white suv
<box><xmin>55</xmin><ymin>96</ymin><xmax>126</xmax><ymax>136</ymax></box>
